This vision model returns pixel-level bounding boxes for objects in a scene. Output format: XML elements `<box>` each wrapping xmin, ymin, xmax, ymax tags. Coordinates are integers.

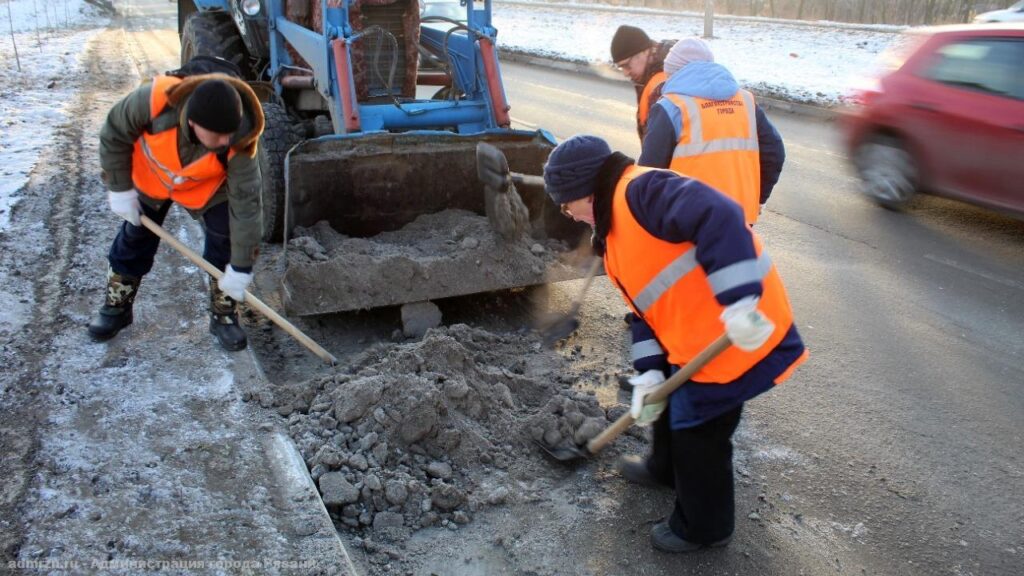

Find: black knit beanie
<box><xmin>610</xmin><ymin>25</ymin><xmax>652</xmax><ymax>62</ymax></box>
<box><xmin>186</xmin><ymin>79</ymin><xmax>243</xmax><ymax>134</ymax></box>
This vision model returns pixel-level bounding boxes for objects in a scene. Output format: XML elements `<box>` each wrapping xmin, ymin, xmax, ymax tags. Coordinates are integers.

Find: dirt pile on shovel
<box><xmin>269</xmin><ymin>324</ymin><xmax>609</xmax><ymax>541</ymax></box>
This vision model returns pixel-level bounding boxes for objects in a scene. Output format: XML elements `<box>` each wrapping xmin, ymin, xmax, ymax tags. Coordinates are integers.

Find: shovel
<box><xmin>475</xmin><ymin>142</ymin><xmax>532</xmax><ymax>241</ymax></box>
<box><xmin>536</xmin><ymin>256</ymin><xmax>603</xmax><ymax>347</ymax></box>
<box><xmin>538</xmin><ymin>333</ymin><xmax>732</xmax><ymax>463</ymax></box>
<box><xmin>139</xmin><ymin>215</ymin><xmax>338</xmax><ymax>366</ymax></box>
<box><xmin>475</xmin><ymin>141</ymin><xmax>546</xmax><ymax>190</ymax></box>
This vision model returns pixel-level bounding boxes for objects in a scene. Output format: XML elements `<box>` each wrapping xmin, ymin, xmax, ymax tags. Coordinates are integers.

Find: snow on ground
<box><xmin>493</xmin><ymin>1</ymin><xmax>903</xmax><ymax>106</ymax></box>
<box><xmin>0</xmin><ymin>0</ymin><xmax>106</xmax><ymax>231</ymax></box>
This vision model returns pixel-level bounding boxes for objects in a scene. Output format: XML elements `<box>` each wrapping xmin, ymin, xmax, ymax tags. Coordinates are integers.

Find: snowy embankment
<box><xmin>0</xmin><ymin>0</ymin><xmax>107</xmax><ymax>230</ymax></box>
<box><xmin>493</xmin><ymin>1</ymin><xmax>904</xmax><ymax>107</ymax></box>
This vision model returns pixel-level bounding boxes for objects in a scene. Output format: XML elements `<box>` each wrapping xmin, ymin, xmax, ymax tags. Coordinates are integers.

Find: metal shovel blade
<box><xmin>535</xmin><ymin>258</ymin><xmax>602</xmax><ymax>347</ymax></box>
<box><xmin>535</xmin><ymin>309</ymin><xmax>581</xmax><ymax>347</ymax></box>
<box><xmin>533</xmin><ymin>439</ymin><xmax>590</xmax><ymax>463</ymax></box>
<box><xmin>476</xmin><ymin>141</ymin><xmax>511</xmax><ymax>190</ymax></box>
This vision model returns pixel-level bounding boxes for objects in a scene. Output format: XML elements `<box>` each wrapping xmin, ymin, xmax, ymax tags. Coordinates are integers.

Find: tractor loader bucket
<box><xmin>280</xmin><ymin>130</ymin><xmax>590</xmax><ymax>316</ymax></box>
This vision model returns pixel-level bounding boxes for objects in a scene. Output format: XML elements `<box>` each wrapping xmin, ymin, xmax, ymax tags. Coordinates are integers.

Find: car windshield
<box><xmin>920</xmin><ymin>38</ymin><xmax>1024</xmax><ymax>99</ymax></box>
<box><xmin>1014</xmin><ymin>0</ymin><xmax>1024</xmax><ymax>10</ymax></box>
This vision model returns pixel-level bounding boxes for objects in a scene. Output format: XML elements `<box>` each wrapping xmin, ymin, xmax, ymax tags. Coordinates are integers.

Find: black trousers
<box><xmin>107</xmin><ymin>200</ymin><xmax>231</xmax><ymax>278</ymax></box>
<box><xmin>647</xmin><ymin>404</ymin><xmax>744</xmax><ymax>544</ymax></box>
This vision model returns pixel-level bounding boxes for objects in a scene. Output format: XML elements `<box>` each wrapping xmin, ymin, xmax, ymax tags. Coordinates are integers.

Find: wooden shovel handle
<box><xmin>586</xmin><ymin>333</ymin><xmax>732</xmax><ymax>454</ymax></box>
<box><xmin>139</xmin><ymin>215</ymin><xmax>337</xmax><ymax>365</ymax></box>
<box><xmin>566</xmin><ymin>257</ymin><xmax>603</xmax><ymax>316</ymax></box>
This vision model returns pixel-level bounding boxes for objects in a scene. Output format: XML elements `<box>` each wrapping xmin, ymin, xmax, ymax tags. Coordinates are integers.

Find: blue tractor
<box><xmin>175</xmin><ymin>0</ymin><xmax>585</xmax><ymax>315</ymax></box>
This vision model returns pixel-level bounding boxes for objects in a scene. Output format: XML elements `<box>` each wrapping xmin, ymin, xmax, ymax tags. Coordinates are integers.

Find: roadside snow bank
<box><xmin>493</xmin><ymin>3</ymin><xmax>900</xmax><ymax>106</ymax></box>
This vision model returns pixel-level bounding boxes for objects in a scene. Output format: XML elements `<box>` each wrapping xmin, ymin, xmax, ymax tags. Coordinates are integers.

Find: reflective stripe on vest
<box><xmin>637</xmin><ymin>71</ymin><xmax>667</xmax><ymax>133</ymax></box>
<box><xmin>632</xmin><ymin>248</ymin><xmax>772</xmax><ymax>315</ymax></box>
<box><xmin>667</xmin><ymin>91</ymin><xmax>758</xmax><ymax>157</ymax></box>
<box><xmin>663</xmin><ymin>90</ymin><xmax>762</xmax><ymax>224</ymax></box>
<box><xmin>604</xmin><ymin>165</ymin><xmax>796</xmax><ymax>383</ymax></box>
<box><xmin>130</xmin><ymin>75</ymin><xmax>231</xmax><ymax>210</ymax></box>
<box><xmin>631</xmin><ymin>338</ymin><xmax>665</xmax><ymax>362</ymax></box>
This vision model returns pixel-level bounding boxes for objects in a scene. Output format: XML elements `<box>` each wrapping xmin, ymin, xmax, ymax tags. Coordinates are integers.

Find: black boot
<box><xmin>209</xmin><ymin>277</ymin><xmax>247</xmax><ymax>352</ymax></box>
<box><xmin>88</xmin><ymin>267</ymin><xmax>140</xmax><ymax>341</ymax></box>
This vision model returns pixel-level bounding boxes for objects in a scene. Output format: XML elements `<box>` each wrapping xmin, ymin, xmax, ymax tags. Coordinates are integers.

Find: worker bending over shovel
<box><xmin>543</xmin><ymin>135</ymin><xmax>808</xmax><ymax>552</ymax></box>
<box><xmin>89</xmin><ymin>67</ymin><xmax>264</xmax><ymax>351</ymax></box>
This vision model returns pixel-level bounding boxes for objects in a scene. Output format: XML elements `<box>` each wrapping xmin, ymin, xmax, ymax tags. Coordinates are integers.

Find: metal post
<box><xmin>703</xmin><ymin>0</ymin><xmax>715</xmax><ymax>39</ymax></box>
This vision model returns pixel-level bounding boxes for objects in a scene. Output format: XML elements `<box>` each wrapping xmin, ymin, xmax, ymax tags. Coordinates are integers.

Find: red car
<box><xmin>841</xmin><ymin>24</ymin><xmax>1024</xmax><ymax>215</ymax></box>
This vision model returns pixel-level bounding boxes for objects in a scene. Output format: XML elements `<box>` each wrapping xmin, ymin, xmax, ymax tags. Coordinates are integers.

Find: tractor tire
<box><xmin>258</xmin><ymin>102</ymin><xmax>304</xmax><ymax>243</ymax></box>
<box><xmin>176</xmin><ymin>0</ymin><xmax>197</xmax><ymax>37</ymax></box>
<box><xmin>180</xmin><ymin>11</ymin><xmax>249</xmax><ymax>77</ymax></box>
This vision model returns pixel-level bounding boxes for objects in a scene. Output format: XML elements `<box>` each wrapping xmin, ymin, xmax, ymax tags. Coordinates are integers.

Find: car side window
<box><xmin>919</xmin><ymin>38</ymin><xmax>1024</xmax><ymax>101</ymax></box>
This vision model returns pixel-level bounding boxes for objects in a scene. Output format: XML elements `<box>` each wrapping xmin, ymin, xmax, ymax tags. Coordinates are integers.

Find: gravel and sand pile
<box><xmin>267</xmin><ymin>324</ymin><xmax>609</xmax><ymax>541</ymax></box>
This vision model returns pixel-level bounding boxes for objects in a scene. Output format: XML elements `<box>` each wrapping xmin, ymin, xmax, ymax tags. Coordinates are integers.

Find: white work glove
<box><xmin>720</xmin><ymin>296</ymin><xmax>775</xmax><ymax>352</ymax></box>
<box><xmin>218</xmin><ymin>265</ymin><xmax>253</xmax><ymax>302</ymax></box>
<box><xmin>629</xmin><ymin>369</ymin><xmax>666</xmax><ymax>426</ymax></box>
<box><xmin>108</xmin><ymin>189</ymin><xmax>141</xmax><ymax>226</ymax></box>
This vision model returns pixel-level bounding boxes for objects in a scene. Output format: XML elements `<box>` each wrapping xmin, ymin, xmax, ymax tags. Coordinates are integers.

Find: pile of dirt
<box><xmin>266</xmin><ymin>324</ymin><xmax>609</xmax><ymax>541</ymax></box>
<box><xmin>281</xmin><ymin>209</ymin><xmax>581</xmax><ymax>315</ymax></box>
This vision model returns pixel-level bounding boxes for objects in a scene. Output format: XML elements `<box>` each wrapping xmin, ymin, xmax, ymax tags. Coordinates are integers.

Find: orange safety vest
<box><xmin>662</xmin><ymin>90</ymin><xmax>761</xmax><ymax>224</ymax></box>
<box><xmin>131</xmin><ymin>75</ymin><xmax>235</xmax><ymax>210</ymax></box>
<box><xmin>604</xmin><ymin>166</ymin><xmax>798</xmax><ymax>384</ymax></box>
<box><xmin>637</xmin><ymin>71</ymin><xmax>667</xmax><ymax>136</ymax></box>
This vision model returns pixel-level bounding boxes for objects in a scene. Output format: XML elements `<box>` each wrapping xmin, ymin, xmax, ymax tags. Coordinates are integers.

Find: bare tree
<box><xmin>704</xmin><ymin>0</ymin><xmax>715</xmax><ymax>38</ymax></box>
<box><xmin>6</xmin><ymin>0</ymin><xmax>22</xmax><ymax>71</ymax></box>
<box><xmin>32</xmin><ymin>0</ymin><xmax>41</xmax><ymax>50</ymax></box>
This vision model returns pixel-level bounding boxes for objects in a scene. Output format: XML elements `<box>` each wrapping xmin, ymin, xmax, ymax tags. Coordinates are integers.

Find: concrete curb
<box><xmin>236</xmin><ymin>348</ymin><xmax>363</xmax><ymax>575</ymax></box>
<box><xmin>501</xmin><ymin>50</ymin><xmax>840</xmax><ymax>121</ymax></box>
<box><xmin>262</xmin><ymin>432</ymin><xmax>362</xmax><ymax>576</ymax></box>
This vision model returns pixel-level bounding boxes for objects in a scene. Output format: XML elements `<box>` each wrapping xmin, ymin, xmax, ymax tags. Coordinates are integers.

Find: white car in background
<box><xmin>974</xmin><ymin>1</ymin><xmax>1024</xmax><ymax>23</ymax></box>
<box><xmin>421</xmin><ymin>0</ymin><xmax>465</xmax><ymax>22</ymax></box>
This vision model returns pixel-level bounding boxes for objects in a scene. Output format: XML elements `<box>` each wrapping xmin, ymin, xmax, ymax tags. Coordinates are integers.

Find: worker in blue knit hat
<box><xmin>544</xmin><ymin>135</ymin><xmax>808</xmax><ymax>553</ymax></box>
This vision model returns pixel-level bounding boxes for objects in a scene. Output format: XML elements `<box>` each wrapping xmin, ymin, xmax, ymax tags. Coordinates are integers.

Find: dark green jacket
<box><xmin>99</xmin><ymin>74</ymin><xmax>265</xmax><ymax>269</ymax></box>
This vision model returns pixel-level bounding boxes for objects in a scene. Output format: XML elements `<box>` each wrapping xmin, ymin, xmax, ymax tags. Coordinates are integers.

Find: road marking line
<box><xmin>516</xmin><ymin>81</ymin><xmax>635</xmax><ymax>112</ymax></box>
<box><xmin>509</xmin><ymin>115</ymin><xmax>537</xmax><ymax>129</ymax></box>
<box><xmin>510</xmin><ymin>115</ymin><xmax>569</xmax><ymax>141</ymax></box>
<box><xmin>923</xmin><ymin>254</ymin><xmax>1024</xmax><ymax>291</ymax></box>
<box><xmin>785</xmin><ymin>142</ymin><xmax>846</xmax><ymax>160</ymax></box>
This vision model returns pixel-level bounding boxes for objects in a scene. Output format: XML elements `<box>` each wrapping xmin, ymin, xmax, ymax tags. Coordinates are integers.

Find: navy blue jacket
<box><xmin>637</xmin><ymin>62</ymin><xmax>786</xmax><ymax>205</ymax></box>
<box><xmin>608</xmin><ymin>169</ymin><xmax>805</xmax><ymax>429</ymax></box>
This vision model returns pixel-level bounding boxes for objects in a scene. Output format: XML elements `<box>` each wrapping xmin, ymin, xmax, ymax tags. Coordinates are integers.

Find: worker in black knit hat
<box><xmin>91</xmin><ymin>72</ymin><xmax>266</xmax><ymax>353</ymax></box>
<box><xmin>187</xmin><ymin>79</ymin><xmax>244</xmax><ymax>138</ymax></box>
<box><xmin>610</xmin><ymin>25</ymin><xmax>676</xmax><ymax>141</ymax></box>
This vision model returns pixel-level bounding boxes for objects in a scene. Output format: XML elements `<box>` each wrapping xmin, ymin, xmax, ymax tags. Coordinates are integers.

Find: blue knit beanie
<box><xmin>543</xmin><ymin>135</ymin><xmax>613</xmax><ymax>205</ymax></box>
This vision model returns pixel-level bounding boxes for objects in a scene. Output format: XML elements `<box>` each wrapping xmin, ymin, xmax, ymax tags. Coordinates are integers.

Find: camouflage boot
<box><xmin>209</xmin><ymin>276</ymin><xmax>247</xmax><ymax>352</ymax></box>
<box><xmin>87</xmin><ymin>267</ymin><xmax>140</xmax><ymax>341</ymax></box>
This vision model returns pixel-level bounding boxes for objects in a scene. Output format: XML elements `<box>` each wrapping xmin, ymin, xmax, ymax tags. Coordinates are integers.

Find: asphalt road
<box><xmin>501</xmin><ymin>60</ymin><xmax>1024</xmax><ymax>575</ymax></box>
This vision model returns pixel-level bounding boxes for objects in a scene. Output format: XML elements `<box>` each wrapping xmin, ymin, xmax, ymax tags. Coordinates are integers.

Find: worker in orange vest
<box><xmin>543</xmin><ymin>135</ymin><xmax>807</xmax><ymax>552</ymax></box>
<box><xmin>639</xmin><ymin>38</ymin><xmax>786</xmax><ymax>224</ymax></box>
<box><xmin>610</xmin><ymin>25</ymin><xmax>676</xmax><ymax>142</ymax></box>
<box><xmin>89</xmin><ymin>69</ymin><xmax>264</xmax><ymax>352</ymax></box>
